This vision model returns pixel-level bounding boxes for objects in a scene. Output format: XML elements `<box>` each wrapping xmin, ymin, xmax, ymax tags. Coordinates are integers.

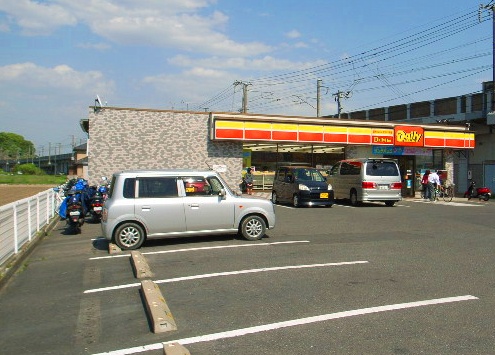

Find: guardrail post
<box><xmin>28</xmin><ymin>202</ymin><xmax>32</xmax><ymax>241</ymax></box>
<box><xmin>45</xmin><ymin>191</ymin><xmax>49</xmax><ymax>225</ymax></box>
<box><xmin>36</xmin><ymin>196</ymin><xmax>40</xmax><ymax>232</ymax></box>
<box><xmin>13</xmin><ymin>205</ymin><xmax>18</xmax><ymax>254</ymax></box>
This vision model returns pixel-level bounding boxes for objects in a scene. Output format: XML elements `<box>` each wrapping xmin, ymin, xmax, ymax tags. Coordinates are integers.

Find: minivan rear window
<box><xmin>366</xmin><ymin>161</ymin><xmax>399</xmax><ymax>176</ymax></box>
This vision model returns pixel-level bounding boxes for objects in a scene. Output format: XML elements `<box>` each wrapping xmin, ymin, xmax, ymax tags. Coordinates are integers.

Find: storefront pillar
<box><xmin>444</xmin><ymin>149</ymin><xmax>455</xmax><ymax>186</ymax></box>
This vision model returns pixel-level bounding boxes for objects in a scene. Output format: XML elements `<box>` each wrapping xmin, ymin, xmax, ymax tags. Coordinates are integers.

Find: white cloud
<box><xmin>0</xmin><ymin>0</ymin><xmax>271</xmax><ymax>56</ymax></box>
<box><xmin>294</xmin><ymin>41</ymin><xmax>308</xmax><ymax>48</ymax></box>
<box><xmin>285</xmin><ymin>29</ymin><xmax>301</xmax><ymax>39</ymax></box>
<box><xmin>167</xmin><ymin>55</ymin><xmax>327</xmax><ymax>72</ymax></box>
<box><xmin>0</xmin><ymin>0</ymin><xmax>77</xmax><ymax>35</ymax></box>
<box><xmin>0</xmin><ymin>62</ymin><xmax>114</xmax><ymax>94</ymax></box>
<box><xmin>76</xmin><ymin>42</ymin><xmax>111</xmax><ymax>50</ymax></box>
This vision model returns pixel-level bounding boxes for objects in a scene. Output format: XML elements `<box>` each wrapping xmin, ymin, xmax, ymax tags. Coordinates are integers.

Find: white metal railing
<box><xmin>0</xmin><ymin>189</ymin><xmax>56</xmax><ymax>268</ymax></box>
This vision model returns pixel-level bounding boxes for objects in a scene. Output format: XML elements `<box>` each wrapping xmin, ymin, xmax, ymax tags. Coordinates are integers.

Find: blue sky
<box><xmin>0</xmin><ymin>0</ymin><xmax>491</xmax><ymax>154</ymax></box>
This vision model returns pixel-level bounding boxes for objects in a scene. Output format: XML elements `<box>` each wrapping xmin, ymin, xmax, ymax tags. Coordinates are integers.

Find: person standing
<box><xmin>421</xmin><ymin>170</ymin><xmax>430</xmax><ymax>200</ymax></box>
<box><xmin>244</xmin><ymin>168</ymin><xmax>254</xmax><ymax>195</ymax></box>
<box><xmin>427</xmin><ymin>170</ymin><xmax>441</xmax><ymax>201</ymax></box>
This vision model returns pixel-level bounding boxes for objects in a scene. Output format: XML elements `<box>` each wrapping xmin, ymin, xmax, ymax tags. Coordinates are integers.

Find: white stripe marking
<box><xmin>91</xmin><ymin>295</ymin><xmax>478</xmax><ymax>355</ymax></box>
<box><xmin>83</xmin><ymin>260</ymin><xmax>368</xmax><ymax>294</ymax></box>
<box><xmin>89</xmin><ymin>240</ymin><xmax>310</xmax><ymax>260</ymax></box>
<box><xmin>412</xmin><ymin>200</ymin><xmax>483</xmax><ymax>206</ymax></box>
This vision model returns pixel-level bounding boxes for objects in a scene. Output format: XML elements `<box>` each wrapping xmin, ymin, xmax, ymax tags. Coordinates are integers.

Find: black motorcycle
<box><xmin>88</xmin><ymin>190</ymin><xmax>105</xmax><ymax>222</ymax></box>
<box><xmin>65</xmin><ymin>191</ymin><xmax>86</xmax><ymax>234</ymax></box>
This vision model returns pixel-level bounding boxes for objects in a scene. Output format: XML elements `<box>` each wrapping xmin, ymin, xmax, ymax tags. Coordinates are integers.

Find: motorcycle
<box><xmin>464</xmin><ymin>180</ymin><xmax>491</xmax><ymax>201</ymax></box>
<box><xmin>57</xmin><ymin>178</ymin><xmax>90</xmax><ymax>234</ymax></box>
<box><xmin>88</xmin><ymin>185</ymin><xmax>107</xmax><ymax>222</ymax></box>
<box><xmin>65</xmin><ymin>191</ymin><xmax>86</xmax><ymax>233</ymax></box>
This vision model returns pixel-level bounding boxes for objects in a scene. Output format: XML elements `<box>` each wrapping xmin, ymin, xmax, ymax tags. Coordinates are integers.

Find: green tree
<box><xmin>0</xmin><ymin>132</ymin><xmax>36</xmax><ymax>160</ymax></box>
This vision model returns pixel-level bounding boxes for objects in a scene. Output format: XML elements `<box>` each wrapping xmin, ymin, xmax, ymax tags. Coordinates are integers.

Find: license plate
<box><xmin>185</xmin><ymin>187</ymin><xmax>195</xmax><ymax>192</ymax></box>
<box><xmin>69</xmin><ymin>211</ymin><xmax>80</xmax><ymax>216</ymax></box>
<box><xmin>319</xmin><ymin>192</ymin><xmax>329</xmax><ymax>199</ymax></box>
<box><xmin>379</xmin><ymin>185</ymin><xmax>389</xmax><ymax>190</ymax></box>
<box><xmin>93</xmin><ymin>207</ymin><xmax>103</xmax><ymax>211</ymax></box>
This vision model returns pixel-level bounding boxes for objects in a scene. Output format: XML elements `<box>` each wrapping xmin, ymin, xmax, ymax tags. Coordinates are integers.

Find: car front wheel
<box><xmin>293</xmin><ymin>194</ymin><xmax>300</xmax><ymax>207</ymax></box>
<box><xmin>240</xmin><ymin>215</ymin><xmax>266</xmax><ymax>241</ymax></box>
<box><xmin>114</xmin><ymin>222</ymin><xmax>146</xmax><ymax>250</ymax></box>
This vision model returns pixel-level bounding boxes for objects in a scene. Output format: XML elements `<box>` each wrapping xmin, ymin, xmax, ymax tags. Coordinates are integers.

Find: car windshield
<box><xmin>296</xmin><ymin>168</ymin><xmax>326</xmax><ymax>182</ymax></box>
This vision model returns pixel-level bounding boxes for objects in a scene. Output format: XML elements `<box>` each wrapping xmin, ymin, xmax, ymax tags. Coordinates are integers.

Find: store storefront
<box><xmin>211</xmin><ymin>113</ymin><xmax>475</xmax><ymax>197</ymax></box>
<box><xmin>85</xmin><ymin>108</ymin><xmax>475</xmax><ymax>197</ymax></box>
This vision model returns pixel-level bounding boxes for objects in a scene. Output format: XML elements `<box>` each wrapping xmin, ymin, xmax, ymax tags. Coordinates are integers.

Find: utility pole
<box><xmin>333</xmin><ymin>90</ymin><xmax>352</xmax><ymax>118</ymax></box>
<box><xmin>234</xmin><ymin>81</ymin><xmax>251</xmax><ymax>113</ymax></box>
<box><xmin>317</xmin><ymin>79</ymin><xmax>322</xmax><ymax>117</ymax></box>
<box><xmin>480</xmin><ymin>3</ymin><xmax>495</xmax><ymax>112</ymax></box>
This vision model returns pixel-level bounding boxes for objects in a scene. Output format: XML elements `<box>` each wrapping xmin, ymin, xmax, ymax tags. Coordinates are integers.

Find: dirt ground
<box><xmin>0</xmin><ymin>185</ymin><xmax>55</xmax><ymax>206</ymax></box>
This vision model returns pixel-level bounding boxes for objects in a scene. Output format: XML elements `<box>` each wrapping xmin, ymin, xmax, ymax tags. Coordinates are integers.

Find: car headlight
<box><xmin>298</xmin><ymin>184</ymin><xmax>310</xmax><ymax>191</ymax></box>
<box><xmin>327</xmin><ymin>183</ymin><xmax>333</xmax><ymax>190</ymax></box>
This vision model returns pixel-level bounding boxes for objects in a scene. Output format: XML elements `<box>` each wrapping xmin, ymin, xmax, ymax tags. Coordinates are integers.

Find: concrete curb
<box><xmin>164</xmin><ymin>342</ymin><xmax>191</xmax><ymax>355</ymax></box>
<box><xmin>130</xmin><ymin>251</ymin><xmax>154</xmax><ymax>279</ymax></box>
<box><xmin>108</xmin><ymin>243</ymin><xmax>121</xmax><ymax>254</ymax></box>
<box><xmin>140</xmin><ymin>279</ymin><xmax>177</xmax><ymax>333</ymax></box>
<box><xmin>0</xmin><ymin>216</ymin><xmax>60</xmax><ymax>291</ymax></box>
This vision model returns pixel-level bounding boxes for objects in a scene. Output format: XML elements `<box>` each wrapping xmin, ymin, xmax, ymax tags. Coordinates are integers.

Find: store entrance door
<box><xmin>395</xmin><ymin>156</ymin><xmax>415</xmax><ymax>197</ymax></box>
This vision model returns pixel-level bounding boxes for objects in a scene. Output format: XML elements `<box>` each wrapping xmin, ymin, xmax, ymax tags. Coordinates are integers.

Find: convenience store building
<box><xmin>84</xmin><ymin>108</ymin><xmax>474</xmax><ymax>198</ymax></box>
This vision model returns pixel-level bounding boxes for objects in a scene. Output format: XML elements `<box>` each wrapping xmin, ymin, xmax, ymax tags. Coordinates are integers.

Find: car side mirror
<box><xmin>219</xmin><ymin>189</ymin><xmax>226</xmax><ymax>199</ymax></box>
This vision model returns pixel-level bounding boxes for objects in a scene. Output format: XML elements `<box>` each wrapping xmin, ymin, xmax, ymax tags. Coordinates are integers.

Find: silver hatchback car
<box><xmin>101</xmin><ymin>169</ymin><xmax>276</xmax><ymax>250</ymax></box>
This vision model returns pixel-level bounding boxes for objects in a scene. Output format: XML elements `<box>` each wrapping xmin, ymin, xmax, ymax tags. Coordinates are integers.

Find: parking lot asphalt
<box><xmin>1</xmin><ymin>197</ymin><xmax>494</xmax><ymax>355</ymax></box>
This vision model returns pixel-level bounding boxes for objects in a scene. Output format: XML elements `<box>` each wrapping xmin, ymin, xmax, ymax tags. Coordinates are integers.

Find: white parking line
<box><xmin>412</xmin><ymin>200</ymin><xmax>484</xmax><ymax>207</ymax></box>
<box><xmin>92</xmin><ymin>295</ymin><xmax>478</xmax><ymax>355</ymax></box>
<box><xmin>83</xmin><ymin>260</ymin><xmax>369</xmax><ymax>294</ymax></box>
<box><xmin>89</xmin><ymin>240</ymin><xmax>310</xmax><ymax>260</ymax></box>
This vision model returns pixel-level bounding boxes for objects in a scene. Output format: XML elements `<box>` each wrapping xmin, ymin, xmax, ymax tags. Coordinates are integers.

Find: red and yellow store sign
<box><xmin>211</xmin><ymin>115</ymin><xmax>475</xmax><ymax>149</ymax></box>
<box><xmin>394</xmin><ymin>126</ymin><xmax>424</xmax><ymax>147</ymax></box>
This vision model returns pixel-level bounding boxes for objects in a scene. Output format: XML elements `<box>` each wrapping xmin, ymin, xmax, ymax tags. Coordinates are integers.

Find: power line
<box><xmin>199</xmin><ymin>6</ymin><xmax>490</xmax><ymax>115</ymax></box>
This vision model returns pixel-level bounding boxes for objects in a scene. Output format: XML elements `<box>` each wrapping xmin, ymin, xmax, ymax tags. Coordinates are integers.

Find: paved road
<box><xmin>0</xmin><ymin>198</ymin><xmax>494</xmax><ymax>354</ymax></box>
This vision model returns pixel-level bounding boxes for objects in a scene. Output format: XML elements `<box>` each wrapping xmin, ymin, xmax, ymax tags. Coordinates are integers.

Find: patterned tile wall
<box><xmin>87</xmin><ymin>108</ymin><xmax>244</xmax><ymax>189</ymax></box>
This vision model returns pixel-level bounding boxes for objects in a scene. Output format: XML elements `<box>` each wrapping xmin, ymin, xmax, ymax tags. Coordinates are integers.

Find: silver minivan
<box><xmin>101</xmin><ymin>169</ymin><xmax>276</xmax><ymax>250</ymax></box>
<box><xmin>327</xmin><ymin>158</ymin><xmax>402</xmax><ymax>206</ymax></box>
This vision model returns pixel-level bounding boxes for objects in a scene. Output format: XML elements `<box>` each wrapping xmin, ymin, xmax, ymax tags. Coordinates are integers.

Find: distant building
<box><xmin>68</xmin><ymin>143</ymin><xmax>88</xmax><ymax>179</ymax></box>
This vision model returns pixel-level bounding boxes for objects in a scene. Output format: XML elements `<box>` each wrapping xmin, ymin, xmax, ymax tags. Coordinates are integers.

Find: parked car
<box><xmin>101</xmin><ymin>169</ymin><xmax>276</xmax><ymax>250</ymax></box>
<box><xmin>271</xmin><ymin>166</ymin><xmax>335</xmax><ymax>207</ymax></box>
<box><xmin>327</xmin><ymin>158</ymin><xmax>402</xmax><ymax>206</ymax></box>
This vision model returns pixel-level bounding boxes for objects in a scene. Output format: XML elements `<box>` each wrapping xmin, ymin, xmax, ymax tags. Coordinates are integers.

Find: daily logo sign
<box><xmin>394</xmin><ymin>126</ymin><xmax>424</xmax><ymax>147</ymax></box>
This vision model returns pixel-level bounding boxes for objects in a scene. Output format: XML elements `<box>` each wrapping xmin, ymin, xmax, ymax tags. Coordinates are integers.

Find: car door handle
<box><xmin>141</xmin><ymin>206</ymin><xmax>151</xmax><ymax>211</ymax></box>
<box><xmin>189</xmin><ymin>204</ymin><xmax>199</xmax><ymax>209</ymax></box>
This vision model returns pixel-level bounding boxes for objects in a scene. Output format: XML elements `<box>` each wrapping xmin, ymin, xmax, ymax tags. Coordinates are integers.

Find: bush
<box><xmin>12</xmin><ymin>163</ymin><xmax>45</xmax><ymax>175</ymax></box>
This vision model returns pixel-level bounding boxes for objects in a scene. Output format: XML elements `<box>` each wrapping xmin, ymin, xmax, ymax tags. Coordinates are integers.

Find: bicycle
<box><xmin>432</xmin><ymin>184</ymin><xmax>454</xmax><ymax>202</ymax></box>
<box><xmin>442</xmin><ymin>184</ymin><xmax>455</xmax><ymax>202</ymax></box>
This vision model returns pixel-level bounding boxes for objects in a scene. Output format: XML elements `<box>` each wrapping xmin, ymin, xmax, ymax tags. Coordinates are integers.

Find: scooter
<box><xmin>57</xmin><ymin>178</ymin><xmax>90</xmax><ymax>234</ymax></box>
<box><xmin>88</xmin><ymin>188</ymin><xmax>105</xmax><ymax>222</ymax></box>
<box><xmin>464</xmin><ymin>180</ymin><xmax>491</xmax><ymax>201</ymax></box>
<box><xmin>65</xmin><ymin>191</ymin><xmax>86</xmax><ymax>233</ymax></box>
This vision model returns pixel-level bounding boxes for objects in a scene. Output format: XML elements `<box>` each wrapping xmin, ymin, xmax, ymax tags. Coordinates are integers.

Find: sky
<box><xmin>0</xmin><ymin>0</ymin><xmax>492</xmax><ymax>155</ymax></box>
